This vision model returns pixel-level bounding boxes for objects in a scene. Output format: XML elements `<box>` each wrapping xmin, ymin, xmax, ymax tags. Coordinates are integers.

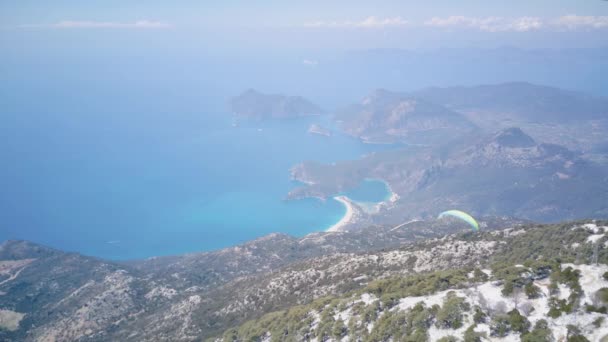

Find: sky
<box><xmin>1</xmin><ymin>1</ymin><xmax>608</xmax><ymax>103</ymax></box>
<box><xmin>2</xmin><ymin>0</ymin><xmax>608</xmax><ymax>52</ymax></box>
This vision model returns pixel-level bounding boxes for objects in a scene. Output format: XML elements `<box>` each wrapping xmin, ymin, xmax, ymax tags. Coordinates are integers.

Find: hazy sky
<box><xmin>2</xmin><ymin>0</ymin><xmax>608</xmax><ymax>51</ymax></box>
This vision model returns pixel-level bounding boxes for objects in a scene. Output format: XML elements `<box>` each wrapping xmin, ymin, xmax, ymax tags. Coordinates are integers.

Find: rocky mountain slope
<box><xmin>334</xmin><ymin>82</ymin><xmax>608</xmax><ymax>149</ymax></box>
<box><xmin>230</xmin><ymin>89</ymin><xmax>323</xmax><ymax>120</ymax></box>
<box><xmin>289</xmin><ymin>127</ymin><xmax>608</xmax><ymax>223</ymax></box>
<box><xmin>412</xmin><ymin>82</ymin><xmax>608</xmax><ymax>122</ymax></box>
<box><xmin>0</xmin><ymin>219</ymin><xmax>606</xmax><ymax>341</ymax></box>
<box><xmin>335</xmin><ymin>89</ymin><xmax>476</xmax><ymax>145</ymax></box>
<box><xmin>213</xmin><ymin>221</ymin><xmax>608</xmax><ymax>342</ymax></box>
<box><xmin>0</xmin><ymin>216</ymin><xmax>518</xmax><ymax>341</ymax></box>
<box><xmin>410</xmin><ymin>82</ymin><xmax>608</xmax><ymax>151</ymax></box>
<box><xmin>286</xmin><ymin>83</ymin><xmax>608</xmax><ymax>227</ymax></box>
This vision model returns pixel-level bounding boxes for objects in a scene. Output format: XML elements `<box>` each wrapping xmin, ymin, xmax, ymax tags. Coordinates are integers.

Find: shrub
<box><xmin>407</xmin><ymin>303</ymin><xmax>435</xmax><ymax>332</ymax></box>
<box><xmin>463</xmin><ymin>324</ymin><xmax>485</xmax><ymax>342</ymax></box>
<box><xmin>366</xmin><ymin>310</ymin><xmax>407</xmax><ymax>341</ymax></box>
<box><xmin>597</xmin><ymin>288</ymin><xmax>608</xmax><ymax>303</ymax></box>
<box><xmin>490</xmin><ymin>315</ymin><xmax>511</xmax><ymax>337</ymax></box>
<box><xmin>473</xmin><ymin>306</ymin><xmax>486</xmax><ymax>324</ymax></box>
<box><xmin>315</xmin><ymin>310</ymin><xmax>335</xmax><ymax>340</ymax></box>
<box><xmin>567</xmin><ymin>336</ymin><xmax>590</xmax><ymax>342</ymax></box>
<box><xmin>222</xmin><ymin>328</ymin><xmax>238</xmax><ymax>341</ymax></box>
<box><xmin>507</xmin><ymin>309</ymin><xmax>530</xmax><ymax>334</ymax></box>
<box><xmin>437</xmin><ymin>336</ymin><xmax>459</xmax><ymax>342</ymax></box>
<box><xmin>585</xmin><ymin>304</ymin><xmax>607</xmax><ymax>314</ymax></box>
<box><xmin>593</xmin><ymin>316</ymin><xmax>604</xmax><ymax>328</ymax></box>
<box><xmin>332</xmin><ymin>319</ymin><xmax>346</xmax><ymax>339</ymax></box>
<box><xmin>435</xmin><ymin>292</ymin><xmax>470</xmax><ymax>329</ymax></box>
<box><xmin>362</xmin><ymin>302</ymin><xmax>380</xmax><ymax>323</ymax></box>
<box><xmin>548</xmin><ymin>297</ymin><xmax>572</xmax><ymax>317</ymax></box>
<box><xmin>502</xmin><ymin>281</ymin><xmax>514</xmax><ymax>296</ymax></box>
<box><xmin>473</xmin><ymin>268</ymin><xmax>489</xmax><ymax>282</ymax></box>
<box><xmin>566</xmin><ymin>325</ymin><xmax>589</xmax><ymax>342</ymax></box>
<box><xmin>521</xmin><ymin>319</ymin><xmax>552</xmax><ymax>342</ymax></box>
<box><xmin>524</xmin><ymin>283</ymin><xmax>541</xmax><ymax>299</ymax></box>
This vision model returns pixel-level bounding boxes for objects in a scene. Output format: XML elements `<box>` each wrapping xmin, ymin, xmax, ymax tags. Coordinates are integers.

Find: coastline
<box><xmin>364</xmin><ymin>178</ymin><xmax>400</xmax><ymax>204</ymax></box>
<box><xmin>325</xmin><ymin>179</ymin><xmax>400</xmax><ymax>232</ymax></box>
<box><xmin>326</xmin><ymin>196</ymin><xmax>356</xmax><ymax>232</ymax></box>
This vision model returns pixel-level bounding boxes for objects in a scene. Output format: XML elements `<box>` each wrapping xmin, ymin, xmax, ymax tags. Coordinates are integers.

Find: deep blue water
<box><xmin>0</xmin><ymin>99</ymin><xmax>393</xmax><ymax>259</ymax></box>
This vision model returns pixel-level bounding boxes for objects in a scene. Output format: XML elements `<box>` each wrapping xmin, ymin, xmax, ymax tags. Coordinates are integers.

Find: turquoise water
<box><xmin>0</xmin><ymin>99</ymin><xmax>394</xmax><ymax>259</ymax></box>
<box><xmin>342</xmin><ymin>179</ymin><xmax>391</xmax><ymax>203</ymax></box>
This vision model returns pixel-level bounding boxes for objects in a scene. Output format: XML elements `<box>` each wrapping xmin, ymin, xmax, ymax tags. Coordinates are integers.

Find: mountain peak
<box><xmin>230</xmin><ymin>90</ymin><xmax>322</xmax><ymax>120</ymax></box>
<box><xmin>0</xmin><ymin>240</ymin><xmax>58</xmax><ymax>260</ymax></box>
<box><xmin>361</xmin><ymin>88</ymin><xmax>403</xmax><ymax>105</ymax></box>
<box><xmin>242</xmin><ymin>88</ymin><xmax>261</xmax><ymax>96</ymax></box>
<box><xmin>492</xmin><ymin>127</ymin><xmax>536</xmax><ymax>148</ymax></box>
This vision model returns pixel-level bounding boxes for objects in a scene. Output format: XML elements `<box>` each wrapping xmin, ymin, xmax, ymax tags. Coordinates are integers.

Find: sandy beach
<box><xmin>326</xmin><ymin>196</ymin><xmax>356</xmax><ymax>232</ymax></box>
<box><xmin>326</xmin><ymin>180</ymin><xmax>400</xmax><ymax>232</ymax></box>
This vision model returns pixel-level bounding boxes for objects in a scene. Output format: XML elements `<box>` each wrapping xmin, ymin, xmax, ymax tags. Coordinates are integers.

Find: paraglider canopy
<box><xmin>437</xmin><ymin>210</ymin><xmax>479</xmax><ymax>231</ymax></box>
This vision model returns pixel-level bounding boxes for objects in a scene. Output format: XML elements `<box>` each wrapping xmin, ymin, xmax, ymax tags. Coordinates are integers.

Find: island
<box><xmin>307</xmin><ymin>124</ymin><xmax>331</xmax><ymax>137</ymax></box>
<box><xmin>229</xmin><ymin>89</ymin><xmax>323</xmax><ymax>120</ymax></box>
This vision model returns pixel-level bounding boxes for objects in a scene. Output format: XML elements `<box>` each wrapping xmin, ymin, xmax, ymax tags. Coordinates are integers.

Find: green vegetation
<box><xmin>521</xmin><ymin>320</ymin><xmax>552</xmax><ymax>342</ymax></box>
<box><xmin>472</xmin><ymin>306</ymin><xmax>486</xmax><ymax>324</ymax></box>
<box><xmin>567</xmin><ymin>325</ymin><xmax>590</xmax><ymax>342</ymax></box>
<box><xmin>490</xmin><ymin>222</ymin><xmax>607</xmax><ymax>267</ymax></box>
<box><xmin>472</xmin><ymin>268</ymin><xmax>488</xmax><ymax>282</ymax></box>
<box><xmin>593</xmin><ymin>316</ymin><xmax>605</xmax><ymax>328</ymax></box>
<box><xmin>435</xmin><ymin>292</ymin><xmax>470</xmax><ymax>329</ymax></box>
<box><xmin>490</xmin><ymin>309</ymin><xmax>530</xmax><ymax>338</ymax></box>
<box><xmin>507</xmin><ymin>309</ymin><xmax>530</xmax><ymax>334</ymax></box>
<box><xmin>525</xmin><ymin>282</ymin><xmax>541</xmax><ymax>299</ymax></box>
<box><xmin>490</xmin><ymin>314</ymin><xmax>511</xmax><ymax>337</ymax></box>
<box><xmin>331</xmin><ymin>318</ymin><xmax>346</xmax><ymax>339</ymax></box>
<box><xmin>208</xmin><ymin>267</ymin><xmax>473</xmax><ymax>341</ymax></box>
<box><xmin>586</xmin><ymin>304</ymin><xmax>607</xmax><ymax>314</ymax></box>
<box><xmin>463</xmin><ymin>324</ymin><xmax>485</xmax><ymax>342</ymax></box>
<box><xmin>491</xmin><ymin>260</ymin><xmax>557</xmax><ymax>297</ymax></box>
<box><xmin>548</xmin><ymin>298</ymin><xmax>571</xmax><ymax>318</ymax></box>
<box><xmin>598</xmin><ymin>288</ymin><xmax>608</xmax><ymax>303</ymax></box>
<box><xmin>545</xmin><ymin>266</ymin><xmax>583</xmax><ymax>318</ymax></box>
<box><xmin>365</xmin><ymin>269</ymin><xmax>470</xmax><ymax>299</ymax></box>
<box><xmin>211</xmin><ymin>222</ymin><xmax>608</xmax><ymax>341</ymax></box>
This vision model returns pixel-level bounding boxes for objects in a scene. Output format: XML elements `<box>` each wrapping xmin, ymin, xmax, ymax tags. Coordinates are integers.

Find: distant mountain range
<box><xmin>333</xmin><ymin>82</ymin><xmax>608</xmax><ymax>149</ymax></box>
<box><xmin>289</xmin><ymin>82</ymin><xmax>608</xmax><ymax>224</ymax></box>
<box><xmin>290</xmin><ymin>126</ymin><xmax>608</xmax><ymax>223</ymax></box>
<box><xmin>334</xmin><ymin>89</ymin><xmax>476</xmax><ymax>145</ymax></box>
<box><xmin>413</xmin><ymin>82</ymin><xmax>608</xmax><ymax>122</ymax></box>
<box><xmin>230</xmin><ymin>89</ymin><xmax>323</xmax><ymax>120</ymax></box>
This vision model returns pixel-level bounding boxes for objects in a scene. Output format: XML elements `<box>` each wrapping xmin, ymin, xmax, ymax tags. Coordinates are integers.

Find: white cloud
<box><xmin>424</xmin><ymin>16</ymin><xmax>542</xmax><ymax>32</ymax></box>
<box><xmin>554</xmin><ymin>15</ymin><xmax>608</xmax><ymax>30</ymax></box>
<box><xmin>509</xmin><ymin>17</ymin><xmax>544</xmax><ymax>32</ymax></box>
<box><xmin>22</xmin><ymin>20</ymin><xmax>171</xmax><ymax>29</ymax></box>
<box><xmin>304</xmin><ymin>16</ymin><xmax>409</xmax><ymax>29</ymax></box>
<box><xmin>302</xmin><ymin>59</ymin><xmax>319</xmax><ymax>67</ymax></box>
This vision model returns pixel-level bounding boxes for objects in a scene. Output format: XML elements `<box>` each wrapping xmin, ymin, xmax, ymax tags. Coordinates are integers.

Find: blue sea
<box><xmin>0</xmin><ymin>93</ymin><xmax>393</xmax><ymax>259</ymax></box>
<box><xmin>4</xmin><ymin>38</ymin><xmax>607</xmax><ymax>260</ymax></box>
